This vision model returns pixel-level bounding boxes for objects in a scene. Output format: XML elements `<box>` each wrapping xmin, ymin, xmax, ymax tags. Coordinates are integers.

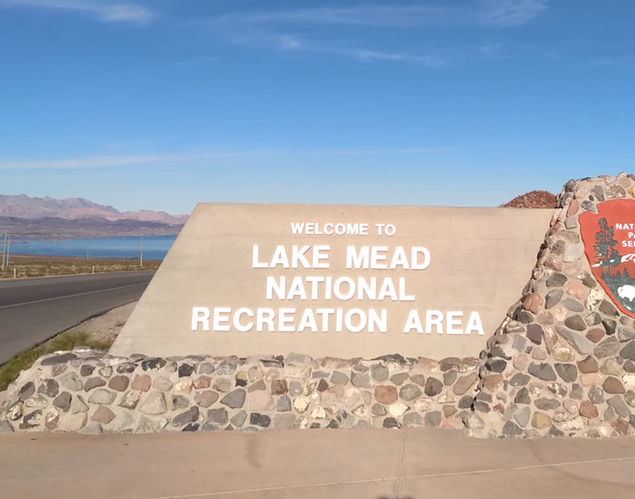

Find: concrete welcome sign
<box><xmin>14</xmin><ymin>175</ymin><xmax>635</xmax><ymax>439</ymax></box>
<box><xmin>111</xmin><ymin>204</ymin><xmax>554</xmax><ymax>359</ymax></box>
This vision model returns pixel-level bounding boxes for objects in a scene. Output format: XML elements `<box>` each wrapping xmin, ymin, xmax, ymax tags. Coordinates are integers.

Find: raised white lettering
<box><xmin>377</xmin><ymin>278</ymin><xmax>398</xmax><ymax>301</ymax></box>
<box><xmin>389</xmin><ymin>246</ymin><xmax>409</xmax><ymax>269</ymax></box>
<box><xmin>256</xmin><ymin>308</ymin><xmax>275</xmax><ymax>332</ymax></box>
<box><xmin>345</xmin><ymin>309</ymin><xmax>366</xmax><ymax>333</ymax></box>
<box><xmin>426</xmin><ymin>310</ymin><xmax>444</xmax><ymax>334</ymax></box>
<box><xmin>346</xmin><ymin>246</ymin><xmax>369</xmax><ymax>269</ymax></box>
<box><xmin>191</xmin><ymin>307</ymin><xmax>211</xmax><ymax>331</ymax></box>
<box><xmin>403</xmin><ymin>310</ymin><xmax>423</xmax><ymax>333</ymax></box>
<box><xmin>370</xmin><ymin>246</ymin><xmax>388</xmax><ymax>270</ymax></box>
<box><xmin>252</xmin><ymin>245</ymin><xmax>268</xmax><ymax>269</ymax></box>
<box><xmin>336</xmin><ymin>308</ymin><xmax>343</xmax><ymax>332</ymax></box>
<box><xmin>291</xmin><ymin>245</ymin><xmax>311</xmax><ymax>268</ymax></box>
<box><xmin>287</xmin><ymin>276</ymin><xmax>308</xmax><ymax>300</ymax></box>
<box><xmin>333</xmin><ymin>277</ymin><xmax>355</xmax><ymax>301</ymax></box>
<box><xmin>306</xmin><ymin>276</ymin><xmax>325</xmax><ymax>299</ymax></box>
<box><xmin>213</xmin><ymin>307</ymin><xmax>231</xmax><ymax>332</ymax></box>
<box><xmin>465</xmin><ymin>311</ymin><xmax>484</xmax><ymax>335</ymax></box>
<box><xmin>233</xmin><ymin>308</ymin><xmax>254</xmax><ymax>332</ymax></box>
<box><xmin>313</xmin><ymin>245</ymin><xmax>330</xmax><ymax>269</ymax></box>
<box><xmin>357</xmin><ymin>277</ymin><xmax>377</xmax><ymax>300</ymax></box>
<box><xmin>266</xmin><ymin>276</ymin><xmax>285</xmax><ymax>300</ymax></box>
<box><xmin>278</xmin><ymin>308</ymin><xmax>296</xmax><ymax>332</ymax></box>
<box><xmin>446</xmin><ymin>311</ymin><xmax>463</xmax><ymax>335</ymax></box>
<box><xmin>270</xmin><ymin>245</ymin><xmax>290</xmax><ymax>269</ymax></box>
<box><xmin>298</xmin><ymin>309</ymin><xmax>318</xmax><ymax>332</ymax></box>
<box><xmin>368</xmin><ymin>309</ymin><xmax>387</xmax><ymax>333</ymax></box>
<box><xmin>411</xmin><ymin>247</ymin><xmax>431</xmax><ymax>270</ymax></box>
<box><xmin>398</xmin><ymin>277</ymin><xmax>414</xmax><ymax>301</ymax></box>
<box><xmin>316</xmin><ymin>308</ymin><xmax>334</xmax><ymax>332</ymax></box>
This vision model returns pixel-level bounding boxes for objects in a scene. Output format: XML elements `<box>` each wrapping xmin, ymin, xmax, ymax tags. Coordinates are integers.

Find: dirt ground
<box><xmin>70</xmin><ymin>301</ymin><xmax>138</xmax><ymax>345</ymax></box>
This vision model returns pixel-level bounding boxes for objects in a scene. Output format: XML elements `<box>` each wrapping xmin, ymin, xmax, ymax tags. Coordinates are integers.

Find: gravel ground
<box><xmin>70</xmin><ymin>301</ymin><xmax>138</xmax><ymax>344</ymax></box>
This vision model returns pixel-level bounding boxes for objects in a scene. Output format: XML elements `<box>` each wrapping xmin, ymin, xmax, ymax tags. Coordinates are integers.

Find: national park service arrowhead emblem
<box><xmin>580</xmin><ymin>199</ymin><xmax>635</xmax><ymax>317</ymax></box>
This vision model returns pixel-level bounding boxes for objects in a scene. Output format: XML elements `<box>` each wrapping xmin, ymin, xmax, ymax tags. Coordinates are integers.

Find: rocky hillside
<box><xmin>0</xmin><ymin>194</ymin><xmax>187</xmax><ymax>225</ymax></box>
<box><xmin>501</xmin><ymin>190</ymin><xmax>557</xmax><ymax>209</ymax></box>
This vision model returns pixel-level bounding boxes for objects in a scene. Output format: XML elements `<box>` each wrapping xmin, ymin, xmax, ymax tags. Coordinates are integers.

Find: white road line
<box><xmin>0</xmin><ymin>283</ymin><xmax>148</xmax><ymax>310</ymax></box>
<box><xmin>146</xmin><ymin>476</ymin><xmax>395</xmax><ymax>499</ymax></box>
<box><xmin>146</xmin><ymin>455</ymin><xmax>635</xmax><ymax>499</ymax></box>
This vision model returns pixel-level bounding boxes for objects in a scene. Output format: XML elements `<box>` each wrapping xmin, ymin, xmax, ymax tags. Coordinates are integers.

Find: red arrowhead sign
<box><xmin>580</xmin><ymin>199</ymin><xmax>635</xmax><ymax>317</ymax></box>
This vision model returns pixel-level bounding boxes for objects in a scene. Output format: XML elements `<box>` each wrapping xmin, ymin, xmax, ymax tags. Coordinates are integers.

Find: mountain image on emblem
<box><xmin>592</xmin><ymin>217</ymin><xmax>635</xmax><ymax>313</ymax></box>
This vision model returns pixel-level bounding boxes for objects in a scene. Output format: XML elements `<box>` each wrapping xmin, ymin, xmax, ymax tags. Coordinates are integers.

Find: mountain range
<box><xmin>0</xmin><ymin>194</ymin><xmax>187</xmax><ymax>239</ymax></box>
<box><xmin>0</xmin><ymin>194</ymin><xmax>188</xmax><ymax>225</ymax></box>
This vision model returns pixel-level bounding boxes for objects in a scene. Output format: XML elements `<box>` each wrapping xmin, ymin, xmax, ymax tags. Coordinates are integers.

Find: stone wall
<box><xmin>0</xmin><ymin>349</ymin><xmax>479</xmax><ymax>434</ymax></box>
<box><xmin>472</xmin><ymin>173</ymin><xmax>635</xmax><ymax>438</ymax></box>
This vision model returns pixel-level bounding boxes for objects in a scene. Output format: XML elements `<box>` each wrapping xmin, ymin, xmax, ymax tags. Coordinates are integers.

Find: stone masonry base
<box><xmin>0</xmin><ymin>349</ymin><xmax>479</xmax><ymax>434</ymax></box>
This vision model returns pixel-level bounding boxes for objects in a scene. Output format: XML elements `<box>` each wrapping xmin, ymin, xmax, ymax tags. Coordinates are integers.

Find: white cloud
<box><xmin>0</xmin><ymin>0</ymin><xmax>155</xmax><ymax>23</ymax></box>
<box><xmin>214</xmin><ymin>6</ymin><xmax>468</xmax><ymax>29</ymax></box>
<box><xmin>0</xmin><ymin>153</ymin><xmax>242</xmax><ymax>170</ymax></box>
<box><xmin>0</xmin><ymin>147</ymin><xmax>454</xmax><ymax>170</ymax></box>
<box><xmin>279</xmin><ymin>34</ymin><xmax>303</xmax><ymax>50</ymax></box>
<box><xmin>174</xmin><ymin>56</ymin><xmax>219</xmax><ymax>68</ymax></box>
<box><xmin>205</xmin><ymin>3</ymin><xmax>548</xmax><ymax>68</ymax></box>
<box><xmin>308</xmin><ymin>146</ymin><xmax>456</xmax><ymax>157</ymax></box>
<box><xmin>212</xmin><ymin>3</ymin><xmax>547</xmax><ymax>30</ymax></box>
<box><xmin>479</xmin><ymin>0</ymin><xmax>548</xmax><ymax>28</ymax></box>
<box><xmin>347</xmin><ymin>49</ymin><xmax>446</xmax><ymax>68</ymax></box>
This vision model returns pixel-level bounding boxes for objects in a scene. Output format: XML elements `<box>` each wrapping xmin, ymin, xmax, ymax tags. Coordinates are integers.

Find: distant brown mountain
<box><xmin>0</xmin><ymin>215</ymin><xmax>184</xmax><ymax>239</ymax></box>
<box><xmin>0</xmin><ymin>194</ymin><xmax>188</xmax><ymax>225</ymax></box>
<box><xmin>501</xmin><ymin>190</ymin><xmax>558</xmax><ymax>209</ymax></box>
<box><xmin>0</xmin><ymin>194</ymin><xmax>187</xmax><ymax>239</ymax></box>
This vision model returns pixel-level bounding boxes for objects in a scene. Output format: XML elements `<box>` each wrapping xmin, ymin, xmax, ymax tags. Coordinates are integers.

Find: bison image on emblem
<box><xmin>618</xmin><ymin>285</ymin><xmax>635</xmax><ymax>302</ymax></box>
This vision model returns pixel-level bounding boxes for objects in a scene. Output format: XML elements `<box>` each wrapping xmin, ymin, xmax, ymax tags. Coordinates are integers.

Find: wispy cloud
<box><xmin>569</xmin><ymin>56</ymin><xmax>635</xmax><ymax>69</ymax></box>
<box><xmin>211</xmin><ymin>3</ymin><xmax>547</xmax><ymax>30</ymax></box>
<box><xmin>0</xmin><ymin>153</ymin><xmax>242</xmax><ymax>170</ymax></box>
<box><xmin>204</xmin><ymin>3</ymin><xmax>548</xmax><ymax>68</ymax></box>
<box><xmin>478</xmin><ymin>0</ymin><xmax>548</xmax><ymax>28</ymax></box>
<box><xmin>174</xmin><ymin>56</ymin><xmax>220</xmax><ymax>68</ymax></box>
<box><xmin>213</xmin><ymin>6</ymin><xmax>470</xmax><ymax>29</ymax></box>
<box><xmin>0</xmin><ymin>147</ymin><xmax>454</xmax><ymax>170</ymax></box>
<box><xmin>0</xmin><ymin>0</ymin><xmax>156</xmax><ymax>23</ymax></box>
<box><xmin>279</xmin><ymin>34</ymin><xmax>303</xmax><ymax>50</ymax></box>
<box><xmin>346</xmin><ymin>49</ymin><xmax>446</xmax><ymax>68</ymax></box>
<box><xmin>307</xmin><ymin>146</ymin><xmax>456</xmax><ymax>157</ymax></box>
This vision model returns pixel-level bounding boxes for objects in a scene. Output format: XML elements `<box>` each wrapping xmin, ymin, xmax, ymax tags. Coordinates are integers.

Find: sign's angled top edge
<box><xmin>190</xmin><ymin>202</ymin><xmax>557</xmax><ymax>211</ymax></box>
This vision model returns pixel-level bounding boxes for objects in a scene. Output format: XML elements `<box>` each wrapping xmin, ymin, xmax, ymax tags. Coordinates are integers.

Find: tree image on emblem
<box><xmin>594</xmin><ymin>217</ymin><xmax>621</xmax><ymax>278</ymax></box>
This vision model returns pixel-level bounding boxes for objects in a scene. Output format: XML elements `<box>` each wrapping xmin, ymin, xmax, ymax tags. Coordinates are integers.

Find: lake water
<box><xmin>9</xmin><ymin>235</ymin><xmax>177</xmax><ymax>260</ymax></box>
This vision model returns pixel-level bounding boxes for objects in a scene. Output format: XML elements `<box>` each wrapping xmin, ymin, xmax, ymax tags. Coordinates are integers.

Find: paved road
<box><xmin>0</xmin><ymin>271</ymin><xmax>154</xmax><ymax>364</ymax></box>
<box><xmin>1</xmin><ymin>427</ymin><xmax>635</xmax><ymax>499</ymax></box>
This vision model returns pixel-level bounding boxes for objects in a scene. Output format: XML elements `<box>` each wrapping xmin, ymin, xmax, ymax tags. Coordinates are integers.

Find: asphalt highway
<box><xmin>0</xmin><ymin>271</ymin><xmax>154</xmax><ymax>364</ymax></box>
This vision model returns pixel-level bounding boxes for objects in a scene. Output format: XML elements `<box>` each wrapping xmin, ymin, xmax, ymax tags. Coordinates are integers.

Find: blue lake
<box><xmin>10</xmin><ymin>235</ymin><xmax>177</xmax><ymax>260</ymax></box>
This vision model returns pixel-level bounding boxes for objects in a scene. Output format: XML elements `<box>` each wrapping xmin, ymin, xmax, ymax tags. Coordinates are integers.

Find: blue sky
<box><xmin>1</xmin><ymin>0</ymin><xmax>634</xmax><ymax>215</ymax></box>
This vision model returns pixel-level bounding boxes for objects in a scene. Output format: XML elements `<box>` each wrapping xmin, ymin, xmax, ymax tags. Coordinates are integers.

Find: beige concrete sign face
<box><xmin>111</xmin><ymin>204</ymin><xmax>554</xmax><ymax>359</ymax></box>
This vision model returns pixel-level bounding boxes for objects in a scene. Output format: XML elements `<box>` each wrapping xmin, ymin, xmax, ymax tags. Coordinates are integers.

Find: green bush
<box><xmin>0</xmin><ymin>330</ymin><xmax>112</xmax><ymax>391</ymax></box>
